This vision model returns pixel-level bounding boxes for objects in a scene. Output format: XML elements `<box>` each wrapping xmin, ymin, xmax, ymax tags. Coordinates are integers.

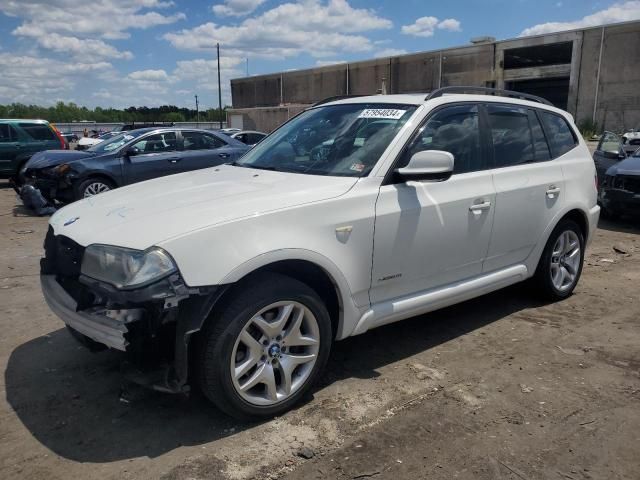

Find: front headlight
<box><xmin>81</xmin><ymin>245</ymin><xmax>177</xmax><ymax>289</ymax></box>
<box><xmin>42</xmin><ymin>163</ymin><xmax>71</xmax><ymax>178</ymax></box>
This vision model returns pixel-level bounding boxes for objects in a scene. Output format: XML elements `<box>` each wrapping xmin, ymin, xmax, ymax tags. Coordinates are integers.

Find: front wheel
<box><xmin>76</xmin><ymin>177</ymin><xmax>115</xmax><ymax>200</ymax></box>
<box><xmin>532</xmin><ymin>219</ymin><xmax>584</xmax><ymax>300</ymax></box>
<box><xmin>196</xmin><ymin>272</ymin><xmax>332</xmax><ymax>420</ymax></box>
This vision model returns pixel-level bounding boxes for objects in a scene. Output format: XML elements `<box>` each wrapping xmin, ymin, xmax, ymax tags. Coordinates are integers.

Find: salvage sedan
<box><xmin>20</xmin><ymin>128</ymin><xmax>249</xmax><ymax>202</ymax></box>
<box><xmin>599</xmin><ymin>148</ymin><xmax>640</xmax><ymax>219</ymax></box>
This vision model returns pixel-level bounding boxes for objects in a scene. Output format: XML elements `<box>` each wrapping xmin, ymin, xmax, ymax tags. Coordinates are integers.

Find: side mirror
<box><xmin>125</xmin><ymin>146</ymin><xmax>140</xmax><ymax>157</ymax></box>
<box><xmin>603</xmin><ymin>150</ymin><xmax>625</xmax><ymax>160</ymax></box>
<box><xmin>395</xmin><ymin>150</ymin><xmax>454</xmax><ymax>181</ymax></box>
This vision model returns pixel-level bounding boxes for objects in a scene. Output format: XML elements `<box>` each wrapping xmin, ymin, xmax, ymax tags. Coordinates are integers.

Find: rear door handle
<box><xmin>168</xmin><ymin>157</ymin><xmax>181</xmax><ymax>163</ymax></box>
<box><xmin>218</xmin><ymin>152</ymin><xmax>230</xmax><ymax>159</ymax></box>
<box><xmin>469</xmin><ymin>201</ymin><xmax>491</xmax><ymax>213</ymax></box>
<box><xmin>546</xmin><ymin>185</ymin><xmax>561</xmax><ymax>198</ymax></box>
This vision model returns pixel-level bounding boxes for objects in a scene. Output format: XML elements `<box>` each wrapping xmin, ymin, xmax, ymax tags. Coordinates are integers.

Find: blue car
<box><xmin>20</xmin><ymin>127</ymin><xmax>249</xmax><ymax>202</ymax></box>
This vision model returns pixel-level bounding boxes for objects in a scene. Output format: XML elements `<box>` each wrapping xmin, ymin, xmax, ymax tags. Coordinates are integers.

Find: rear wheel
<box><xmin>76</xmin><ymin>177</ymin><xmax>115</xmax><ymax>200</ymax></box>
<box><xmin>196</xmin><ymin>272</ymin><xmax>332</xmax><ymax>420</ymax></box>
<box><xmin>532</xmin><ymin>219</ymin><xmax>584</xmax><ymax>300</ymax></box>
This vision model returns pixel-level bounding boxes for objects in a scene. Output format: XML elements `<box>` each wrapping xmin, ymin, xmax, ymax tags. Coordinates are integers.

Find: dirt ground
<box><xmin>1</xmin><ymin>180</ymin><xmax>639</xmax><ymax>480</ymax></box>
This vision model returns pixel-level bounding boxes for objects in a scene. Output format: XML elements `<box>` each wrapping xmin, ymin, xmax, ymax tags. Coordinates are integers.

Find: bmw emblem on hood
<box><xmin>64</xmin><ymin>216</ymin><xmax>80</xmax><ymax>226</ymax></box>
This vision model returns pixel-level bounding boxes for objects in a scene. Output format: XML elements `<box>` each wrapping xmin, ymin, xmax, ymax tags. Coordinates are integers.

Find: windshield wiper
<box><xmin>246</xmin><ymin>165</ymin><xmax>279</xmax><ymax>172</ymax></box>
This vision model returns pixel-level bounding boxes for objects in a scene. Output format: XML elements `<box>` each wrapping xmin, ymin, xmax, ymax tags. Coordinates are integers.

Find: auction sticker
<box><xmin>358</xmin><ymin>108</ymin><xmax>406</xmax><ymax>120</ymax></box>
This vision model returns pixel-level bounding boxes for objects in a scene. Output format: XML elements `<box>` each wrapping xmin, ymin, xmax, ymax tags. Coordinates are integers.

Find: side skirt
<box><xmin>351</xmin><ymin>265</ymin><xmax>528</xmax><ymax>336</ymax></box>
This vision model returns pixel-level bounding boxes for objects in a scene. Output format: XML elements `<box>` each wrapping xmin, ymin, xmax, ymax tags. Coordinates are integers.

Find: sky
<box><xmin>0</xmin><ymin>0</ymin><xmax>639</xmax><ymax>110</ymax></box>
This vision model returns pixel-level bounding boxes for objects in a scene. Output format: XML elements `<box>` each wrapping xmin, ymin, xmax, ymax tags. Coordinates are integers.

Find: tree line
<box><xmin>0</xmin><ymin>102</ymin><xmax>229</xmax><ymax>123</ymax></box>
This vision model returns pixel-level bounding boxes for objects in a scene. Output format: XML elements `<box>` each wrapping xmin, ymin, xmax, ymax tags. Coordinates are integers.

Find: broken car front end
<box><xmin>20</xmin><ymin>163</ymin><xmax>76</xmax><ymax>203</ymax></box>
<box><xmin>40</xmin><ymin>227</ymin><xmax>224</xmax><ymax>393</ymax></box>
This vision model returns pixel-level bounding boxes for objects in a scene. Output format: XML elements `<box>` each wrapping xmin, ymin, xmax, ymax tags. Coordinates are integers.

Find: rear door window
<box><xmin>539</xmin><ymin>112</ymin><xmax>578</xmax><ymax>158</ymax></box>
<box><xmin>529</xmin><ymin>111</ymin><xmax>551</xmax><ymax>161</ymax></box>
<box><xmin>0</xmin><ymin>124</ymin><xmax>12</xmax><ymax>142</ymax></box>
<box><xmin>183</xmin><ymin>131</ymin><xmax>226</xmax><ymax>150</ymax></box>
<box><xmin>487</xmin><ymin>104</ymin><xmax>535</xmax><ymax>167</ymax></box>
<box><xmin>19</xmin><ymin>123</ymin><xmax>57</xmax><ymax>141</ymax></box>
<box><xmin>249</xmin><ymin>133</ymin><xmax>265</xmax><ymax>144</ymax></box>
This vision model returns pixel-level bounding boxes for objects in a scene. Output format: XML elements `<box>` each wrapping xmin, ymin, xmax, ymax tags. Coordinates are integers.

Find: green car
<box><xmin>0</xmin><ymin>119</ymin><xmax>66</xmax><ymax>179</ymax></box>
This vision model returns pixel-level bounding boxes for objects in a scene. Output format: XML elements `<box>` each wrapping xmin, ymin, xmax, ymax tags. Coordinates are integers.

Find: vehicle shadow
<box><xmin>5</xmin><ymin>283</ymin><xmax>545</xmax><ymax>463</ymax></box>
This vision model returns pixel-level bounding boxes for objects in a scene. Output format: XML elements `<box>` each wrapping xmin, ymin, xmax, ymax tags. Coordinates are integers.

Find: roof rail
<box><xmin>425</xmin><ymin>86</ymin><xmax>553</xmax><ymax>106</ymax></box>
<box><xmin>312</xmin><ymin>94</ymin><xmax>364</xmax><ymax>107</ymax></box>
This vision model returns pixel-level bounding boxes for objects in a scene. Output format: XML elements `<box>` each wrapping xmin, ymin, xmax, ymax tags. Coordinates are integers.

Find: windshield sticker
<box><xmin>358</xmin><ymin>108</ymin><xmax>406</xmax><ymax>120</ymax></box>
<box><xmin>350</xmin><ymin>163</ymin><xmax>365</xmax><ymax>172</ymax></box>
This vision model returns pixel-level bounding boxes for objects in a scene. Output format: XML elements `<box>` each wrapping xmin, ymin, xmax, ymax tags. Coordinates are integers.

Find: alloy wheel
<box><xmin>230</xmin><ymin>301</ymin><xmax>320</xmax><ymax>406</ymax></box>
<box><xmin>83</xmin><ymin>182</ymin><xmax>111</xmax><ymax>197</ymax></box>
<box><xmin>550</xmin><ymin>230</ymin><xmax>581</xmax><ymax>292</ymax></box>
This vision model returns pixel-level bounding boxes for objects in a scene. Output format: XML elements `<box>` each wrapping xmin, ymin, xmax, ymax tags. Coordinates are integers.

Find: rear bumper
<box><xmin>41</xmin><ymin>274</ymin><xmax>130</xmax><ymax>351</ymax></box>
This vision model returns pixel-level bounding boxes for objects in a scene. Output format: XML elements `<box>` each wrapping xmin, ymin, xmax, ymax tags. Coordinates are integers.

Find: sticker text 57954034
<box><xmin>358</xmin><ymin>109</ymin><xmax>406</xmax><ymax>120</ymax></box>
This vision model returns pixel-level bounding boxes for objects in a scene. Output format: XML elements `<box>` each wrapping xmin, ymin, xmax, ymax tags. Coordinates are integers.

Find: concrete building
<box><xmin>228</xmin><ymin>20</ymin><xmax>640</xmax><ymax>134</ymax></box>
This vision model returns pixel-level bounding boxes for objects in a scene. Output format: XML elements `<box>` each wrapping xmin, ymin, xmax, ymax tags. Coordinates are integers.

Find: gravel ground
<box><xmin>1</xmin><ymin>179</ymin><xmax>639</xmax><ymax>480</ymax></box>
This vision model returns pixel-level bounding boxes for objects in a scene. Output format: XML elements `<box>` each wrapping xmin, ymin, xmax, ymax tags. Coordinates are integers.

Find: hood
<box><xmin>78</xmin><ymin>137</ymin><xmax>102</xmax><ymax>146</ymax></box>
<box><xmin>50</xmin><ymin>164</ymin><xmax>358</xmax><ymax>250</ymax></box>
<box><xmin>25</xmin><ymin>150</ymin><xmax>97</xmax><ymax>170</ymax></box>
<box><xmin>606</xmin><ymin>155</ymin><xmax>640</xmax><ymax>176</ymax></box>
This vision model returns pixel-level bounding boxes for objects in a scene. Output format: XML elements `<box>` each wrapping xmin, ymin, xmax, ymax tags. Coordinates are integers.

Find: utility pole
<box><xmin>194</xmin><ymin>94</ymin><xmax>200</xmax><ymax>127</ymax></box>
<box><xmin>217</xmin><ymin>42</ymin><xmax>223</xmax><ymax>129</ymax></box>
<box><xmin>246</xmin><ymin>57</ymin><xmax>249</xmax><ymax>77</ymax></box>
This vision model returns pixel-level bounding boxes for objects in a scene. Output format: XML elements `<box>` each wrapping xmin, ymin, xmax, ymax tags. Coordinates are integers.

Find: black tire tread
<box><xmin>532</xmin><ymin>219</ymin><xmax>584</xmax><ymax>301</ymax></box>
<box><xmin>195</xmin><ymin>272</ymin><xmax>332</xmax><ymax>420</ymax></box>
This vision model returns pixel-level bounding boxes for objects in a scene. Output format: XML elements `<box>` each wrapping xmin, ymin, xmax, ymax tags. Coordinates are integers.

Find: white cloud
<box><xmin>374</xmin><ymin>48</ymin><xmax>408</xmax><ymax>58</ymax></box>
<box><xmin>165</xmin><ymin>0</ymin><xmax>392</xmax><ymax>58</ymax></box>
<box><xmin>401</xmin><ymin>16</ymin><xmax>462</xmax><ymax>37</ymax></box>
<box><xmin>520</xmin><ymin>1</ymin><xmax>640</xmax><ymax>36</ymax></box>
<box><xmin>0</xmin><ymin>53</ymin><xmax>112</xmax><ymax>104</ymax></box>
<box><xmin>32</xmin><ymin>32</ymin><xmax>133</xmax><ymax>60</ymax></box>
<box><xmin>315</xmin><ymin>59</ymin><xmax>347</xmax><ymax>66</ymax></box>
<box><xmin>213</xmin><ymin>0</ymin><xmax>266</xmax><ymax>17</ymax></box>
<box><xmin>437</xmin><ymin>18</ymin><xmax>462</xmax><ymax>32</ymax></box>
<box><xmin>128</xmin><ymin>69</ymin><xmax>170</xmax><ymax>82</ymax></box>
<box><xmin>1</xmin><ymin>0</ymin><xmax>185</xmax><ymax>59</ymax></box>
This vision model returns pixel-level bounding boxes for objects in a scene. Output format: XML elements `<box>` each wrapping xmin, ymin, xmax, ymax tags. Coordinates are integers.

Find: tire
<box><xmin>532</xmin><ymin>219</ymin><xmax>585</xmax><ymax>301</ymax></box>
<box><xmin>75</xmin><ymin>177</ymin><xmax>115</xmax><ymax>200</ymax></box>
<box><xmin>196</xmin><ymin>272</ymin><xmax>332</xmax><ymax>420</ymax></box>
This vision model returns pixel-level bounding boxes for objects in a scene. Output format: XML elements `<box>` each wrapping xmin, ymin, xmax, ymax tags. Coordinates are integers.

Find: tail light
<box><xmin>51</xmin><ymin>125</ymin><xmax>68</xmax><ymax>150</ymax></box>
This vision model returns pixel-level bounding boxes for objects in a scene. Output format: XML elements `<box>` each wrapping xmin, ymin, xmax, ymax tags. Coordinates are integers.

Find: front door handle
<box><xmin>218</xmin><ymin>152</ymin><xmax>230</xmax><ymax>159</ymax></box>
<box><xmin>469</xmin><ymin>201</ymin><xmax>491</xmax><ymax>213</ymax></box>
<box><xmin>168</xmin><ymin>157</ymin><xmax>181</xmax><ymax>163</ymax></box>
<box><xmin>546</xmin><ymin>185</ymin><xmax>561</xmax><ymax>198</ymax></box>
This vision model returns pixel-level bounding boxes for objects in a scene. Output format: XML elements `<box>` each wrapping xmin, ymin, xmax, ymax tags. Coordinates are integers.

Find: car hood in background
<box><xmin>25</xmin><ymin>150</ymin><xmax>98</xmax><ymax>170</ymax></box>
<box><xmin>606</xmin><ymin>156</ymin><xmax>640</xmax><ymax>176</ymax></box>
<box><xmin>50</xmin><ymin>165</ymin><xmax>358</xmax><ymax>250</ymax></box>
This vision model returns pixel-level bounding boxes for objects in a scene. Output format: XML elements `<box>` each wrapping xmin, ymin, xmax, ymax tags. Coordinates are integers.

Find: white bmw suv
<box><xmin>41</xmin><ymin>87</ymin><xmax>600</xmax><ymax>419</ymax></box>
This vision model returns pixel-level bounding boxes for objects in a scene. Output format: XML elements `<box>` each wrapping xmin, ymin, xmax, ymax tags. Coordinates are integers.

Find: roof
<box><xmin>0</xmin><ymin>119</ymin><xmax>49</xmax><ymax>123</ymax></box>
<box><xmin>321</xmin><ymin>93</ymin><xmax>569</xmax><ymax>116</ymax></box>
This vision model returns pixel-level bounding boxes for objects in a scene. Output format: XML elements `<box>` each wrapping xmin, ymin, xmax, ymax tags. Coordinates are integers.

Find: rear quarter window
<box><xmin>19</xmin><ymin>123</ymin><xmax>57</xmax><ymax>141</ymax></box>
<box><xmin>539</xmin><ymin>112</ymin><xmax>578</xmax><ymax>158</ymax></box>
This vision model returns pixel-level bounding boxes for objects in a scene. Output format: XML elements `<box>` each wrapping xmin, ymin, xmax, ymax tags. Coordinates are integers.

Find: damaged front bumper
<box><xmin>40</xmin><ymin>228</ymin><xmax>227</xmax><ymax>393</ymax></box>
<box><xmin>41</xmin><ymin>274</ymin><xmax>133</xmax><ymax>350</ymax></box>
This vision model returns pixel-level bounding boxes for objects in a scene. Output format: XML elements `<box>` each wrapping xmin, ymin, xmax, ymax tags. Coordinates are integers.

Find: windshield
<box><xmin>87</xmin><ymin>131</ymin><xmax>146</xmax><ymax>153</ymax></box>
<box><xmin>234</xmin><ymin>103</ymin><xmax>417</xmax><ymax>176</ymax></box>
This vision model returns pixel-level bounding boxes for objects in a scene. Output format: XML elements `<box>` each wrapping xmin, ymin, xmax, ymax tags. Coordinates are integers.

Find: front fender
<box><xmin>221</xmin><ymin>248</ymin><xmax>364</xmax><ymax>340</ymax></box>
